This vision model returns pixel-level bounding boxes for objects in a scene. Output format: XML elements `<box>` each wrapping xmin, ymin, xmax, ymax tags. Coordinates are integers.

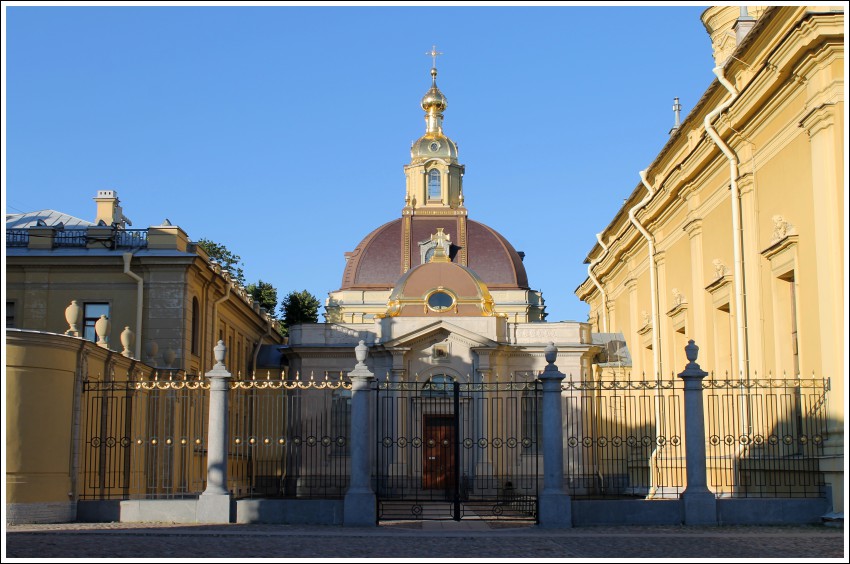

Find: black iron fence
<box><xmin>79</xmin><ymin>370</ymin><xmax>828</xmax><ymax>503</ymax></box>
<box><xmin>228</xmin><ymin>373</ymin><xmax>351</xmax><ymax>499</ymax></box>
<box><xmin>6</xmin><ymin>227</ymin><xmax>149</xmax><ymax>249</ymax></box>
<box><xmin>79</xmin><ymin>373</ymin><xmax>209</xmax><ymax>500</ymax></box>
<box><xmin>703</xmin><ymin>376</ymin><xmax>829</xmax><ymax>498</ymax></box>
<box><xmin>562</xmin><ymin>378</ymin><xmax>686</xmax><ymax>499</ymax></box>
<box><xmin>375</xmin><ymin>379</ymin><xmax>539</xmax><ymax>521</ymax></box>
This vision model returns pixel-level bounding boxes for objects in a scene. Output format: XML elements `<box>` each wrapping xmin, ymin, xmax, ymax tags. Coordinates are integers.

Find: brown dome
<box><xmin>385</xmin><ymin>261</ymin><xmax>495</xmax><ymax>317</ymax></box>
<box><xmin>338</xmin><ymin>217</ymin><xmax>529</xmax><ymax>291</ymax></box>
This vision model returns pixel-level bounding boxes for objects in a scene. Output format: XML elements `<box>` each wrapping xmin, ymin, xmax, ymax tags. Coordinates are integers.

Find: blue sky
<box><xmin>4</xmin><ymin>3</ymin><xmax>718</xmax><ymax>323</ymax></box>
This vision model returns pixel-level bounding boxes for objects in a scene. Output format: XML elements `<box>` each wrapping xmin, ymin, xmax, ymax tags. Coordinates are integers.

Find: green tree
<box><xmin>247</xmin><ymin>280</ymin><xmax>278</xmax><ymax>316</ymax></box>
<box><xmin>197</xmin><ymin>238</ymin><xmax>246</xmax><ymax>287</ymax></box>
<box><xmin>280</xmin><ymin>289</ymin><xmax>321</xmax><ymax>335</ymax></box>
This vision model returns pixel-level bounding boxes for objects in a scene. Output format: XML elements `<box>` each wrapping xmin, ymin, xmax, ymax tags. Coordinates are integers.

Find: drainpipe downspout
<box><xmin>211</xmin><ymin>278</ymin><xmax>232</xmax><ymax>373</ymax></box>
<box><xmin>632</xmin><ymin>169</ymin><xmax>663</xmax><ymax>499</ymax></box>
<box><xmin>588</xmin><ymin>232</ymin><xmax>610</xmax><ymax>333</ymax></box>
<box><xmin>630</xmin><ymin>171</ymin><xmax>661</xmax><ymax>378</ymax></box>
<box><xmin>704</xmin><ymin>66</ymin><xmax>748</xmax><ymax>384</ymax></box>
<box><xmin>252</xmin><ymin>315</ymin><xmax>273</xmax><ymax>378</ymax></box>
<box><xmin>122</xmin><ymin>253</ymin><xmax>143</xmax><ymax>359</ymax></box>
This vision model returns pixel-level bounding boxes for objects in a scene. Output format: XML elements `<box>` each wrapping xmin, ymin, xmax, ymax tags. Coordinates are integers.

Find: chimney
<box><xmin>94</xmin><ymin>190</ymin><xmax>132</xmax><ymax>228</ymax></box>
<box><xmin>701</xmin><ymin>6</ymin><xmax>764</xmax><ymax>67</ymax></box>
<box><xmin>669</xmin><ymin>97</ymin><xmax>682</xmax><ymax>135</ymax></box>
<box><xmin>734</xmin><ymin>7</ymin><xmax>756</xmax><ymax>44</ymax></box>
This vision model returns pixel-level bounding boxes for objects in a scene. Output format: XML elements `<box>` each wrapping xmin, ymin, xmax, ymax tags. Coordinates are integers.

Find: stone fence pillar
<box><xmin>678</xmin><ymin>339</ymin><xmax>717</xmax><ymax>525</ymax></box>
<box><xmin>344</xmin><ymin>340</ymin><xmax>377</xmax><ymax>527</ymax></box>
<box><xmin>537</xmin><ymin>342</ymin><xmax>572</xmax><ymax>527</ymax></box>
<box><xmin>197</xmin><ymin>340</ymin><xmax>232</xmax><ymax>523</ymax></box>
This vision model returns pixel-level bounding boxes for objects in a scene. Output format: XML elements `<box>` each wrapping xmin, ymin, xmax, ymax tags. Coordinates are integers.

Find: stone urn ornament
<box><xmin>94</xmin><ymin>314</ymin><xmax>110</xmax><ymax>348</ymax></box>
<box><xmin>120</xmin><ymin>326</ymin><xmax>135</xmax><ymax>358</ymax></box>
<box><xmin>64</xmin><ymin>300</ymin><xmax>82</xmax><ymax>336</ymax></box>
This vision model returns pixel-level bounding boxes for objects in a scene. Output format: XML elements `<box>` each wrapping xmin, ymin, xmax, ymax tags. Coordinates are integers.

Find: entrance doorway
<box><xmin>422</xmin><ymin>414</ymin><xmax>455</xmax><ymax>491</ymax></box>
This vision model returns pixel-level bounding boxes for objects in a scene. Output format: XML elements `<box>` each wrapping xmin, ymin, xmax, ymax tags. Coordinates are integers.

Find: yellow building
<box><xmin>6</xmin><ymin>191</ymin><xmax>284</xmax><ymax>523</ymax></box>
<box><xmin>6</xmin><ymin>190</ymin><xmax>283</xmax><ymax>377</ymax></box>
<box><xmin>575</xmin><ymin>6</ymin><xmax>844</xmax><ymax>514</ymax></box>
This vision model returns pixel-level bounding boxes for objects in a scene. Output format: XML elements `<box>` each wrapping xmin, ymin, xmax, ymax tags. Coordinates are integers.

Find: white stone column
<box><xmin>677</xmin><ymin>339</ymin><xmax>716</xmax><ymax>525</ymax></box>
<box><xmin>344</xmin><ymin>340</ymin><xmax>377</xmax><ymax>527</ymax></box>
<box><xmin>197</xmin><ymin>340</ymin><xmax>232</xmax><ymax>523</ymax></box>
<box><xmin>537</xmin><ymin>343</ymin><xmax>571</xmax><ymax>528</ymax></box>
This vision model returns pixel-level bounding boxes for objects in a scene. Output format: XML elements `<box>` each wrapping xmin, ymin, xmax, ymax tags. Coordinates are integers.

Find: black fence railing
<box><xmin>6</xmin><ymin>227</ymin><xmax>149</xmax><ymax>249</ymax></box>
<box><xmin>54</xmin><ymin>229</ymin><xmax>89</xmax><ymax>247</ymax></box>
<box><xmin>228</xmin><ymin>374</ymin><xmax>352</xmax><ymax>499</ymax></box>
<box><xmin>562</xmin><ymin>379</ymin><xmax>686</xmax><ymax>499</ymax></box>
<box><xmin>6</xmin><ymin>229</ymin><xmax>28</xmax><ymax>247</ymax></box>
<box><xmin>704</xmin><ymin>376</ymin><xmax>828</xmax><ymax>498</ymax></box>
<box><xmin>78</xmin><ymin>372</ymin><xmax>829</xmax><ymax>503</ymax></box>
<box><xmin>79</xmin><ymin>376</ymin><xmax>209</xmax><ymax>500</ymax></box>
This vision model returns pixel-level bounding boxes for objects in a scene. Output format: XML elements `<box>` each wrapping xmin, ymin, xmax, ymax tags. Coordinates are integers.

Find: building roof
<box><xmin>6</xmin><ymin>210</ymin><xmax>94</xmax><ymax>229</ymax></box>
<box><xmin>338</xmin><ymin>217</ymin><xmax>529</xmax><ymax>291</ymax></box>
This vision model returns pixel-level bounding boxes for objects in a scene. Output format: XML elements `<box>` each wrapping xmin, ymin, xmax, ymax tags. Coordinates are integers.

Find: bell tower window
<box><xmin>428</xmin><ymin>169</ymin><xmax>441</xmax><ymax>200</ymax></box>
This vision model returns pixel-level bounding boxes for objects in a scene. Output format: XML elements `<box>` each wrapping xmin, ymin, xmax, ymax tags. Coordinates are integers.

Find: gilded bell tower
<box><xmin>402</xmin><ymin>47</ymin><xmax>468</xmax><ymax>271</ymax></box>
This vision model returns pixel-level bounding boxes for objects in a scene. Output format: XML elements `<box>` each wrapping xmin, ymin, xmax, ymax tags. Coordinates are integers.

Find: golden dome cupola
<box><xmin>411</xmin><ymin>62</ymin><xmax>458</xmax><ymax>165</ymax></box>
<box><xmin>421</xmin><ymin>67</ymin><xmax>448</xmax><ymax>116</ymax></box>
<box><xmin>405</xmin><ymin>47</ymin><xmax>463</xmax><ymax>214</ymax></box>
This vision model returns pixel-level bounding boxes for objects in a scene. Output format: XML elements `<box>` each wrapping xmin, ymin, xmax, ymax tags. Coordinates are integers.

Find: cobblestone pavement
<box><xmin>4</xmin><ymin>521</ymin><xmax>846</xmax><ymax>560</ymax></box>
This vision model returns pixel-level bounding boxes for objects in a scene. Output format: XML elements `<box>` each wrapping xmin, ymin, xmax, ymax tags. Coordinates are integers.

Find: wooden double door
<box><xmin>422</xmin><ymin>414</ymin><xmax>455</xmax><ymax>491</ymax></box>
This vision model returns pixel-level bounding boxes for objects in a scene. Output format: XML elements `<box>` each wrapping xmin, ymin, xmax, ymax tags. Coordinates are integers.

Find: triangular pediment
<box><xmin>381</xmin><ymin>319</ymin><xmax>498</xmax><ymax>349</ymax></box>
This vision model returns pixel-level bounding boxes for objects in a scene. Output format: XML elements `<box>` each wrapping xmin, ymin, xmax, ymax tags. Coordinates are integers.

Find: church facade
<box><xmin>283</xmin><ymin>63</ymin><xmax>597</xmax><ymax>384</ymax></box>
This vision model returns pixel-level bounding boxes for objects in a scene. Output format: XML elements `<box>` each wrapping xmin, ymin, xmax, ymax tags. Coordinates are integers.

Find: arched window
<box><xmin>422</xmin><ymin>374</ymin><xmax>455</xmax><ymax>397</ymax></box>
<box><xmin>191</xmin><ymin>297</ymin><xmax>200</xmax><ymax>355</ymax></box>
<box><xmin>428</xmin><ymin>169</ymin><xmax>441</xmax><ymax>200</ymax></box>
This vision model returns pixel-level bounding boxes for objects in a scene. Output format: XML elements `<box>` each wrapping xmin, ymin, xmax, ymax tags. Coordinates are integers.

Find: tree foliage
<box><xmin>247</xmin><ymin>280</ymin><xmax>278</xmax><ymax>316</ymax></box>
<box><xmin>197</xmin><ymin>238</ymin><xmax>246</xmax><ymax>287</ymax></box>
<box><xmin>280</xmin><ymin>289</ymin><xmax>321</xmax><ymax>334</ymax></box>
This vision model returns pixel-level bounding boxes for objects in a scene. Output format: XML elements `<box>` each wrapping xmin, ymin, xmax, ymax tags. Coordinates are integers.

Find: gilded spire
<box><xmin>421</xmin><ymin>45</ymin><xmax>447</xmax><ymax>134</ymax></box>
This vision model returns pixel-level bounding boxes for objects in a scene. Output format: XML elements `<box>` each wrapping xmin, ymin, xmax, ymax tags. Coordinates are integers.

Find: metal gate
<box><xmin>375</xmin><ymin>379</ymin><xmax>539</xmax><ymax>521</ymax></box>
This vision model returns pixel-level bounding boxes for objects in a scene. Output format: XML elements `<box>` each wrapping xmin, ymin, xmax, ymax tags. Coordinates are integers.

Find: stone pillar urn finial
<box><xmin>685</xmin><ymin>339</ymin><xmax>699</xmax><ymax>363</ymax></box>
<box><xmin>355</xmin><ymin>340</ymin><xmax>368</xmax><ymax>364</ymax></box>
<box><xmin>120</xmin><ymin>326</ymin><xmax>135</xmax><ymax>358</ymax></box>
<box><xmin>214</xmin><ymin>340</ymin><xmax>226</xmax><ymax>368</ymax></box>
<box><xmin>544</xmin><ymin>342</ymin><xmax>557</xmax><ymax>365</ymax></box>
<box><xmin>94</xmin><ymin>314</ymin><xmax>110</xmax><ymax>348</ymax></box>
<box><xmin>65</xmin><ymin>300</ymin><xmax>82</xmax><ymax>336</ymax></box>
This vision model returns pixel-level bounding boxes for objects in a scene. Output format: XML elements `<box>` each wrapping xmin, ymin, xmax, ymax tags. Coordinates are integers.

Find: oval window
<box><xmin>428</xmin><ymin>291</ymin><xmax>454</xmax><ymax>311</ymax></box>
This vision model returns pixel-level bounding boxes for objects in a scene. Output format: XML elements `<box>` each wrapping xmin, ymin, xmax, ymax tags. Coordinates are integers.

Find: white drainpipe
<box><xmin>122</xmin><ymin>252</ymin><xmax>143</xmax><ymax>359</ymax></box>
<box><xmin>211</xmin><ymin>278</ymin><xmax>232</xmax><ymax>373</ymax></box>
<box><xmin>704</xmin><ymin>66</ymin><xmax>748</xmax><ymax>383</ymax></box>
<box><xmin>587</xmin><ymin>232</ymin><xmax>610</xmax><ymax>333</ymax></box>
<box><xmin>630</xmin><ymin>171</ymin><xmax>661</xmax><ymax>378</ymax></box>
<box><xmin>631</xmin><ymin>170</ymin><xmax>663</xmax><ymax>499</ymax></box>
<box><xmin>252</xmin><ymin>315</ymin><xmax>273</xmax><ymax>378</ymax></box>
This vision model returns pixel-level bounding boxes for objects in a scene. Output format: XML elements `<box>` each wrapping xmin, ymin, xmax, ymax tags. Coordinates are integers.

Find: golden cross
<box><xmin>426</xmin><ymin>45</ymin><xmax>443</xmax><ymax>68</ymax></box>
